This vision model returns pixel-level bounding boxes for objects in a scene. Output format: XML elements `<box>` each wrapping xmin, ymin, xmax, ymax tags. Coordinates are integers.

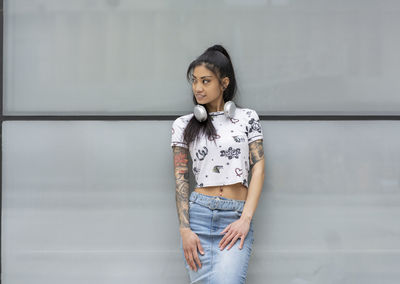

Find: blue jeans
<box><xmin>180</xmin><ymin>191</ymin><xmax>255</xmax><ymax>284</ymax></box>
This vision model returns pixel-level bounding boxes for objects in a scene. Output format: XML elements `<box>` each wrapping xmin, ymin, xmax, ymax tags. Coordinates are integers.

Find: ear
<box><xmin>222</xmin><ymin>77</ymin><xmax>230</xmax><ymax>90</ymax></box>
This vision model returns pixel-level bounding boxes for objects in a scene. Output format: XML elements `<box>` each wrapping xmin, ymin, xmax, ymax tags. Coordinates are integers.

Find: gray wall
<box><xmin>2</xmin><ymin>0</ymin><xmax>400</xmax><ymax>283</ymax></box>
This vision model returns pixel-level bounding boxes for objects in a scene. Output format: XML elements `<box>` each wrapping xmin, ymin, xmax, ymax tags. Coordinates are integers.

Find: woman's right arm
<box><xmin>172</xmin><ymin>145</ymin><xmax>191</xmax><ymax>231</ymax></box>
<box><xmin>173</xmin><ymin>145</ymin><xmax>204</xmax><ymax>272</ymax></box>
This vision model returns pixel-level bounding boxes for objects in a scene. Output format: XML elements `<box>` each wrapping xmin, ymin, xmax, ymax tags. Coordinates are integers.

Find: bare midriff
<box><xmin>194</xmin><ymin>182</ymin><xmax>248</xmax><ymax>201</ymax></box>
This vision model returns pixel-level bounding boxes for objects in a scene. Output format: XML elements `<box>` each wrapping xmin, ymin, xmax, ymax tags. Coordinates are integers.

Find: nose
<box><xmin>194</xmin><ymin>82</ymin><xmax>203</xmax><ymax>93</ymax></box>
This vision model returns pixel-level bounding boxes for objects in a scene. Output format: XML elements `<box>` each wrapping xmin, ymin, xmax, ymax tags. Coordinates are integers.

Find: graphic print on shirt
<box><xmin>233</xmin><ymin>135</ymin><xmax>246</xmax><ymax>142</ymax></box>
<box><xmin>171</xmin><ymin>108</ymin><xmax>263</xmax><ymax>189</ymax></box>
<box><xmin>195</xmin><ymin>146</ymin><xmax>208</xmax><ymax>161</ymax></box>
<box><xmin>193</xmin><ymin>167</ymin><xmax>200</xmax><ymax>178</ymax></box>
<box><xmin>229</xmin><ymin>117</ymin><xmax>239</xmax><ymax>124</ymax></box>
<box><xmin>247</xmin><ymin>116</ymin><xmax>262</xmax><ymax>135</ymax></box>
<box><xmin>212</xmin><ymin>165</ymin><xmax>224</xmax><ymax>173</ymax></box>
<box><xmin>220</xmin><ymin>147</ymin><xmax>241</xmax><ymax>160</ymax></box>
<box><xmin>208</xmin><ymin>134</ymin><xmax>220</xmax><ymax>141</ymax></box>
<box><xmin>235</xmin><ymin>168</ymin><xmax>243</xmax><ymax>177</ymax></box>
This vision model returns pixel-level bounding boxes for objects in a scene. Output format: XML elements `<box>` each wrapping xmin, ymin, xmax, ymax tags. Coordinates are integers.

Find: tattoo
<box><xmin>172</xmin><ymin>146</ymin><xmax>190</xmax><ymax>229</ymax></box>
<box><xmin>249</xmin><ymin>139</ymin><xmax>264</xmax><ymax>171</ymax></box>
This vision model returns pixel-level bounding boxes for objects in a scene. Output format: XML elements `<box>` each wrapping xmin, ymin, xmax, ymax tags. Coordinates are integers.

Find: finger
<box><xmin>197</xmin><ymin>239</ymin><xmax>205</xmax><ymax>255</ymax></box>
<box><xmin>220</xmin><ymin>231</ymin><xmax>235</xmax><ymax>250</ymax></box>
<box><xmin>184</xmin><ymin>250</ymin><xmax>192</xmax><ymax>270</ymax></box>
<box><xmin>220</xmin><ymin>224</ymin><xmax>231</xmax><ymax>235</ymax></box>
<box><xmin>227</xmin><ymin>235</ymin><xmax>240</xmax><ymax>250</ymax></box>
<box><xmin>219</xmin><ymin>233</ymin><xmax>227</xmax><ymax>247</ymax></box>
<box><xmin>188</xmin><ymin>250</ymin><xmax>197</xmax><ymax>271</ymax></box>
<box><xmin>239</xmin><ymin>235</ymin><xmax>245</xmax><ymax>250</ymax></box>
<box><xmin>192</xmin><ymin>249</ymin><xmax>202</xmax><ymax>269</ymax></box>
<box><xmin>221</xmin><ymin>230</ymin><xmax>234</xmax><ymax>246</ymax></box>
<box><xmin>219</xmin><ymin>234</ymin><xmax>226</xmax><ymax>246</ymax></box>
<box><xmin>219</xmin><ymin>229</ymin><xmax>234</xmax><ymax>246</ymax></box>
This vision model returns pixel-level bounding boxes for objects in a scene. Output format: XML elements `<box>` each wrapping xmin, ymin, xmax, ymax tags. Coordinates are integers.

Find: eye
<box><xmin>203</xmin><ymin>79</ymin><xmax>209</xmax><ymax>84</ymax></box>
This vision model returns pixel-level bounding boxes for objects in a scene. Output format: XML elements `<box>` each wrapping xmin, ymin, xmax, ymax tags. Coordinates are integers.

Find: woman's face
<box><xmin>191</xmin><ymin>64</ymin><xmax>228</xmax><ymax>106</ymax></box>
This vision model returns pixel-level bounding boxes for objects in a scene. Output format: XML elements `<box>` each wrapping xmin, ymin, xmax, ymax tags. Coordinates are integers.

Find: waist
<box><xmin>194</xmin><ymin>182</ymin><xmax>247</xmax><ymax>201</ymax></box>
<box><xmin>190</xmin><ymin>191</ymin><xmax>246</xmax><ymax>211</ymax></box>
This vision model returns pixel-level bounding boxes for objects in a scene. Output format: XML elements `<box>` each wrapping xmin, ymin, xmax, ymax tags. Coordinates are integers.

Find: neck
<box><xmin>206</xmin><ymin>97</ymin><xmax>225</xmax><ymax>113</ymax></box>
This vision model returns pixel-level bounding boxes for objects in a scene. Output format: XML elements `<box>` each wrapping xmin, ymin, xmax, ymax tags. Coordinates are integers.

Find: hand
<box><xmin>180</xmin><ymin>228</ymin><xmax>205</xmax><ymax>272</ymax></box>
<box><xmin>219</xmin><ymin>217</ymin><xmax>250</xmax><ymax>251</ymax></box>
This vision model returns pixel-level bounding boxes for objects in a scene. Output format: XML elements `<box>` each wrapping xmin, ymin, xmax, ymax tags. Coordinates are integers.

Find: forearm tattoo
<box><xmin>249</xmin><ymin>139</ymin><xmax>265</xmax><ymax>171</ymax></box>
<box><xmin>173</xmin><ymin>146</ymin><xmax>190</xmax><ymax>229</ymax></box>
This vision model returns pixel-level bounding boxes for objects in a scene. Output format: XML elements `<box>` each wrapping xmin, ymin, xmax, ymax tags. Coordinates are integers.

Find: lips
<box><xmin>196</xmin><ymin>94</ymin><xmax>206</xmax><ymax>99</ymax></box>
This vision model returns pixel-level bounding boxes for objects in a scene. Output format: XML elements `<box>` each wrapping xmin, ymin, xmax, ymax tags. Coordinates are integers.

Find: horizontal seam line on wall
<box><xmin>2</xmin><ymin>115</ymin><xmax>400</xmax><ymax>121</ymax></box>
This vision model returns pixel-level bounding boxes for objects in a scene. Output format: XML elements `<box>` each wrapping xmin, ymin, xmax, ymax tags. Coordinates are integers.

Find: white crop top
<box><xmin>171</xmin><ymin>107</ymin><xmax>263</xmax><ymax>189</ymax></box>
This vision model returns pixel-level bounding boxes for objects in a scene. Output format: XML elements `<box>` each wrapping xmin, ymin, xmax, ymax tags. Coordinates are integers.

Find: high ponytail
<box><xmin>207</xmin><ymin>45</ymin><xmax>231</xmax><ymax>61</ymax></box>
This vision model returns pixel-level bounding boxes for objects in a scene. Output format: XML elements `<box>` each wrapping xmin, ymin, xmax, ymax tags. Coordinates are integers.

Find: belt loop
<box><xmin>192</xmin><ymin>191</ymin><xmax>198</xmax><ymax>202</ymax></box>
<box><xmin>209</xmin><ymin>198</ymin><xmax>215</xmax><ymax>210</ymax></box>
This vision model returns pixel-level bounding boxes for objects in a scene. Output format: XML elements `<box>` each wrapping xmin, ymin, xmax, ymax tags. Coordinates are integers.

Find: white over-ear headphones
<box><xmin>193</xmin><ymin>100</ymin><xmax>236</xmax><ymax>122</ymax></box>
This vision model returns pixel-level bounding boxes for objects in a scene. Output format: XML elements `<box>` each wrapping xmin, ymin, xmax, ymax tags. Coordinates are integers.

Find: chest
<box><xmin>189</xmin><ymin>117</ymin><xmax>249</xmax><ymax>161</ymax></box>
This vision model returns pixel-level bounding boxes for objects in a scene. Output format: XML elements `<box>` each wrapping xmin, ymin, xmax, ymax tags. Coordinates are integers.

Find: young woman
<box><xmin>171</xmin><ymin>44</ymin><xmax>265</xmax><ymax>284</ymax></box>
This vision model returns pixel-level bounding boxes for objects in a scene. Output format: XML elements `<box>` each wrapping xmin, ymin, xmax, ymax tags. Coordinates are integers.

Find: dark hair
<box><xmin>183</xmin><ymin>44</ymin><xmax>242</xmax><ymax>147</ymax></box>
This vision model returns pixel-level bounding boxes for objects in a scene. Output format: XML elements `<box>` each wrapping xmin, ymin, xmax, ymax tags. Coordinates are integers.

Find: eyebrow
<box><xmin>191</xmin><ymin>75</ymin><xmax>213</xmax><ymax>79</ymax></box>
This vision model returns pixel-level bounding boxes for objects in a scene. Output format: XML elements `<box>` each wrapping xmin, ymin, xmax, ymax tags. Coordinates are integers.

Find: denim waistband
<box><xmin>189</xmin><ymin>191</ymin><xmax>245</xmax><ymax>212</ymax></box>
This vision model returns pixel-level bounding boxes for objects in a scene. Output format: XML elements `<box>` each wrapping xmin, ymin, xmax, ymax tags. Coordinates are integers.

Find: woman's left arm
<box><xmin>241</xmin><ymin>139</ymin><xmax>265</xmax><ymax>224</ymax></box>
<box><xmin>218</xmin><ymin>139</ymin><xmax>265</xmax><ymax>250</ymax></box>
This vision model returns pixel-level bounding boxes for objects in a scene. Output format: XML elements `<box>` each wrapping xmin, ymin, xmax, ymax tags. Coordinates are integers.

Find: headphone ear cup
<box><xmin>194</xmin><ymin>104</ymin><xmax>208</xmax><ymax>122</ymax></box>
<box><xmin>224</xmin><ymin>100</ymin><xmax>236</xmax><ymax>118</ymax></box>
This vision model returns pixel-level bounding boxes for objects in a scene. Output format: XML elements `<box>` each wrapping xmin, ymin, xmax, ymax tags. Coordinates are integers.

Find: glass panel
<box><xmin>2</xmin><ymin>120</ymin><xmax>400</xmax><ymax>283</ymax></box>
<box><xmin>4</xmin><ymin>0</ymin><xmax>400</xmax><ymax>115</ymax></box>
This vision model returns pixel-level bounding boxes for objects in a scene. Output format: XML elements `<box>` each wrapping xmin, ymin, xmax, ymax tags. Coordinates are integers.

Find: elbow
<box><xmin>251</xmin><ymin>158</ymin><xmax>265</xmax><ymax>176</ymax></box>
<box><xmin>252</xmin><ymin>169</ymin><xmax>265</xmax><ymax>179</ymax></box>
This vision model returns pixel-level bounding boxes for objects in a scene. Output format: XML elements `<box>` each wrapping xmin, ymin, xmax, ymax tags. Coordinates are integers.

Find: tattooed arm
<box><xmin>173</xmin><ymin>145</ymin><xmax>205</xmax><ymax>271</ymax></box>
<box><xmin>241</xmin><ymin>139</ymin><xmax>265</xmax><ymax>224</ymax></box>
<box><xmin>249</xmin><ymin>139</ymin><xmax>265</xmax><ymax>172</ymax></box>
<box><xmin>173</xmin><ymin>145</ymin><xmax>191</xmax><ymax>231</ymax></box>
